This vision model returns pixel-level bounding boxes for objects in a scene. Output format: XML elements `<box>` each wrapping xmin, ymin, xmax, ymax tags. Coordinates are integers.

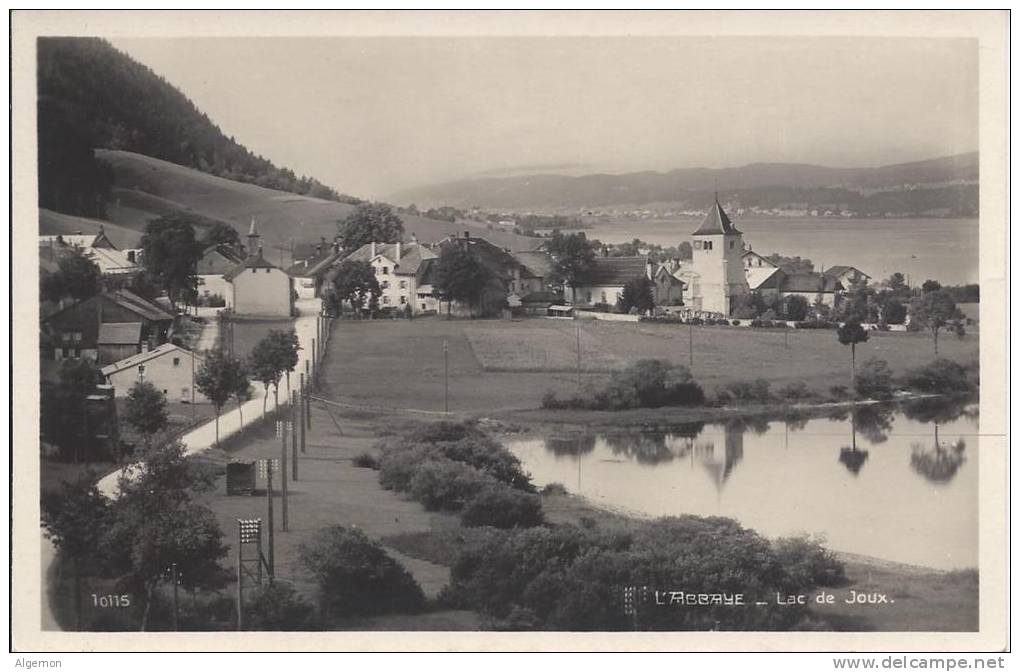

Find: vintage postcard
<box><xmin>10</xmin><ymin>10</ymin><xmax>1009</xmax><ymax>653</ymax></box>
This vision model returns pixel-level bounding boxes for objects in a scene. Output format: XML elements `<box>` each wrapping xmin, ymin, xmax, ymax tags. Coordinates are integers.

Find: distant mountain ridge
<box><xmin>388</xmin><ymin>153</ymin><xmax>979</xmax><ymax>211</ymax></box>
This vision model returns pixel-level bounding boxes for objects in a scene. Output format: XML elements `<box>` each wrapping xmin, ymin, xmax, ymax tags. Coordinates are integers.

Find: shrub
<box><xmin>772</xmin><ymin>535</ymin><xmax>847</xmax><ymax>589</ymax></box>
<box><xmin>722</xmin><ymin>378</ymin><xmax>771</xmax><ymax>404</ymax></box>
<box><xmin>899</xmin><ymin>359</ymin><xmax>976</xmax><ymax>395</ymax></box>
<box><xmin>777</xmin><ymin>381</ymin><xmax>812</xmax><ymax>402</ymax></box>
<box><xmin>828</xmin><ymin>384</ymin><xmax>850</xmax><ymax>401</ymax></box>
<box><xmin>244</xmin><ymin>581</ymin><xmax>319</xmax><ymax>630</ymax></box>
<box><xmin>540</xmin><ymin>482</ymin><xmax>568</xmax><ymax>496</ymax></box>
<box><xmin>461</xmin><ymin>486</ymin><xmax>545</xmax><ymax>529</ymax></box>
<box><xmin>435</xmin><ymin>435</ymin><xmax>535</xmax><ymax>491</ymax></box>
<box><xmin>377</xmin><ymin>444</ymin><xmax>439</xmax><ymax>491</ymax></box>
<box><xmin>408</xmin><ymin>459</ymin><xmax>499</xmax><ymax>511</ymax></box>
<box><xmin>541</xmin><ymin>390</ymin><xmax>565</xmax><ymax>409</ymax></box>
<box><xmin>795</xmin><ymin>319</ymin><xmax>838</xmax><ymax>330</ymax></box>
<box><xmin>855</xmin><ymin>358</ymin><xmax>895</xmax><ymax>400</ymax></box>
<box><xmin>299</xmin><ymin>525</ymin><xmax>425</xmax><ymax>619</ymax></box>
<box><xmin>546</xmin><ymin>360</ymin><xmax>705</xmax><ymax>411</ymax></box>
<box><xmin>352</xmin><ymin>452</ymin><xmax>380</xmax><ymax>470</ymax></box>
<box><xmin>688</xmin><ymin>317</ymin><xmax>704</xmax><ymax>326</ymax></box>
<box><xmin>731</xmin><ymin>319</ymin><xmax>741</xmax><ymax>326</ymax></box>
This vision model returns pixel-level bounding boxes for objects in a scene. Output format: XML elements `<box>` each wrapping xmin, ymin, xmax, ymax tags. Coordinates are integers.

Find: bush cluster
<box><xmin>794</xmin><ymin>320</ymin><xmax>840</xmax><ymax>330</ymax></box>
<box><xmin>542</xmin><ymin>359</ymin><xmax>705</xmax><ymax>411</ymax></box>
<box><xmin>377</xmin><ymin>421</ymin><xmax>543</xmax><ymax>529</ymax></box>
<box><xmin>855</xmin><ymin>358</ymin><xmax>895</xmax><ymax>400</ymax></box>
<box><xmin>899</xmin><ymin>359</ymin><xmax>977</xmax><ymax>396</ymax></box>
<box><xmin>441</xmin><ymin>516</ymin><xmax>842</xmax><ymax>631</ymax></box>
<box><xmin>716</xmin><ymin>378</ymin><xmax>772</xmax><ymax>405</ymax></box>
<box><xmin>298</xmin><ymin>525</ymin><xmax>425</xmax><ymax>619</ymax></box>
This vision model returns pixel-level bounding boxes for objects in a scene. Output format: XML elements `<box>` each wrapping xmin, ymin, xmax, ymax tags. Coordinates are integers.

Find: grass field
<box><xmin>320</xmin><ymin>317</ymin><xmax>978</xmax><ymax>414</ymax></box>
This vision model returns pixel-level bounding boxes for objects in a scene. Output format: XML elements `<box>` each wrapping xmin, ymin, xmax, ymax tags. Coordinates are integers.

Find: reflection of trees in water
<box><xmin>604</xmin><ymin>433</ymin><xmax>678</xmax><ymax>465</ymax></box>
<box><xmin>723</xmin><ymin>416</ymin><xmax>770</xmax><ymax>436</ymax></box>
<box><xmin>782</xmin><ymin>410</ymin><xmax>810</xmax><ymax>433</ymax></box>
<box><xmin>902</xmin><ymin>397</ymin><xmax>976</xmax><ymax>426</ymax></box>
<box><xmin>853</xmin><ymin>405</ymin><xmax>895</xmax><ymax>445</ymax></box>
<box><xmin>546</xmin><ymin>434</ymin><xmax>596</xmax><ymax>457</ymax></box>
<box><xmin>839</xmin><ymin>407</ymin><xmax>869</xmax><ymax>476</ymax></box>
<box><xmin>911</xmin><ymin>433</ymin><xmax>967</xmax><ymax>484</ymax></box>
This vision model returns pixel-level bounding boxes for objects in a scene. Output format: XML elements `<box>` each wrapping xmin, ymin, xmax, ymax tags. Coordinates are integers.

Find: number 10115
<box><xmin>91</xmin><ymin>593</ymin><xmax>131</xmax><ymax>608</ymax></box>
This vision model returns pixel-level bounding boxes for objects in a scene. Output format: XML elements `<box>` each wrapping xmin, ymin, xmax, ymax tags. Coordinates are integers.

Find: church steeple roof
<box><xmin>693</xmin><ymin>195</ymin><xmax>741</xmax><ymax>236</ymax></box>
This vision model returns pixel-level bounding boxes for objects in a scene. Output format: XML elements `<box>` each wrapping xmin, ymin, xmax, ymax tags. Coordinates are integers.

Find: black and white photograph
<box><xmin>10</xmin><ymin>9</ymin><xmax>1009</xmax><ymax>654</ymax></box>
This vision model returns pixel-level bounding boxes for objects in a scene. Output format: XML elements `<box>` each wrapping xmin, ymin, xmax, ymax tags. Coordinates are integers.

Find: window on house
<box><xmin>400</xmin><ymin>296</ymin><xmax>406</xmax><ymax>304</ymax></box>
<box><xmin>421</xmin><ymin>303</ymin><xmax>427</xmax><ymax>311</ymax></box>
<box><xmin>399</xmin><ymin>280</ymin><xmax>407</xmax><ymax>289</ymax></box>
<box><xmin>62</xmin><ymin>333</ymin><xmax>72</xmax><ymax>342</ymax></box>
<box><xmin>730</xmin><ymin>241</ymin><xmax>735</xmax><ymax>249</ymax></box>
<box><xmin>252</xmin><ymin>268</ymin><xmax>257</xmax><ymax>273</ymax></box>
<box><xmin>382</xmin><ymin>267</ymin><xmax>389</xmax><ymax>275</ymax></box>
<box><xmin>73</xmin><ymin>332</ymin><xmax>82</xmax><ymax>342</ymax></box>
<box><xmin>173</xmin><ymin>357</ymin><xmax>180</xmax><ymax>367</ymax></box>
<box><xmin>265</xmin><ymin>268</ymin><xmax>270</xmax><ymax>273</ymax></box>
<box><xmin>383</xmin><ymin>296</ymin><xmax>390</xmax><ymax>304</ymax></box>
<box><xmin>381</xmin><ymin>281</ymin><xmax>389</xmax><ymax>289</ymax></box>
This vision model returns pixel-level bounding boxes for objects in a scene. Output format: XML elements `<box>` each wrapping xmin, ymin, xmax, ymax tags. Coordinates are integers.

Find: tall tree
<box><xmin>105</xmin><ymin>440</ymin><xmax>227</xmax><ymax>630</ymax></box>
<box><xmin>618</xmin><ymin>276</ymin><xmax>655</xmax><ymax>314</ymax></box>
<box><xmin>124</xmin><ymin>380</ymin><xmax>169</xmax><ymax>449</ymax></box>
<box><xmin>249</xmin><ymin>337</ymin><xmax>284</xmax><ymax>415</ymax></box>
<box><xmin>269</xmin><ymin>330</ymin><xmax>301</xmax><ymax>398</ymax></box>
<box><xmin>140</xmin><ymin>215</ymin><xmax>202</xmax><ymax>309</ymax></box>
<box><xmin>909</xmin><ymin>289</ymin><xmax>965</xmax><ymax>356</ymax></box>
<box><xmin>431</xmin><ymin>244</ymin><xmax>487</xmax><ymax>317</ymax></box>
<box><xmin>41</xmin><ymin>472</ymin><xmax>109</xmax><ymax>631</ymax></box>
<box><xmin>546</xmin><ymin>231</ymin><xmax>596</xmax><ymax>288</ymax></box>
<box><xmin>201</xmin><ymin>222</ymin><xmax>242</xmax><ymax>254</ymax></box>
<box><xmin>336</xmin><ymin>202</ymin><xmax>405</xmax><ymax>251</ymax></box>
<box><xmin>194</xmin><ymin>350</ymin><xmax>245</xmax><ymax>447</ymax></box>
<box><xmin>41</xmin><ymin>250</ymin><xmax>102</xmax><ymax>303</ymax></box>
<box><xmin>232</xmin><ymin>363</ymin><xmax>254</xmax><ymax>429</ymax></box>
<box><xmin>836</xmin><ymin>320</ymin><xmax>870</xmax><ymax>392</ymax></box>
<box><xmin>328</xmin><ymin>260</ymin><xmax>381</xmax><ymax>316</ymax></box>
<box><xmin>41</xmin><ymin>359</ymin><xmax>103</xmax><ymax>462</ymax></box>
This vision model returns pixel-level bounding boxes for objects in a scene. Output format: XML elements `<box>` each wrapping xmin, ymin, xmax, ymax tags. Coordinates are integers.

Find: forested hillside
<box><xmin>37</xmin><ymin>37</ymin><xmax>358</xmax><ymax>218</ymax></box>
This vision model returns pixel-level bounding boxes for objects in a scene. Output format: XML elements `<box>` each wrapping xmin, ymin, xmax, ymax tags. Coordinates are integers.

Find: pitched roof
<box><xmin>101</xmin><ymin>343</ymin><xmax>203</xmax><ymax>377</ymax></box>
<box><xmin>780</xmin><ymin>272</ymin><xmax>844</xmax><ymax>294</ymax></box>
<box><xmin>746</xmin><ymin>266</ymin><xmax>783</xmax><ymax>291</ymax></box>
<box><xmin>198</xmin><ymin>245</ymin><xmax>245</xmax><ymax>276</ymax></box>
<box><xmin>511</xmin><ymin>250</ymin><xmax>554</xmax><ymax>280</ymax></box>
<box><xmin>822</xmin><ymin>265</ymin><xmax>871</xmax><ymax>280</ymax></box>
<box><xmin>286</xmin><ymin>246</ymin><xmax>341</xmax><ymax>278</ymax></box>
<box><xmin>39</xmin><ymin>234</ymin><xmax>99</xmax><ymax>249</ymax></box>
<box><xmin>98</xmin><ymin>322</ymin><xmax>143</xmax><ymax>345</ymax></box>
<box><xmin>344</xmin><ymin>242</ymin><xmax>437</xmax><ymax>276</ymax></box>
<box><xmin>84</xmin><ymin>246</ymin><xmax>139</xmax><ymax>274</ymax></box>
<box><xmin>579</xmin><ymin>256</ymin><xmax>650</xmax><ymax>286</ymax></box>
<box><xmin>742</xmin><ymin>249</ymin><xmax>777</xmax><ymax>267</ymax></box>
<box><xmin>223</xmin><ymin>251</ymin><xmax>280</xmax><ymax>281</ymax></box>
<box><xmin>693</xmin><ymin>199</ymin><xmax>741</xmax><ymax>236</ymax></box>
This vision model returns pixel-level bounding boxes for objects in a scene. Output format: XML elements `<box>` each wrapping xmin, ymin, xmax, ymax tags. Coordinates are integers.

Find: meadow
<box><xmin>320</xmin><ymin>317</ymin><xmax>979</xmax><ymax>415</ymax></box>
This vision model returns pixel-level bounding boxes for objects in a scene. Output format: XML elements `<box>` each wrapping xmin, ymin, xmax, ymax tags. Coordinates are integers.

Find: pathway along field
<box><xmin>318</xmin><ymin>317</ymin><xmax>979</xmax><ymax>414</ymax></box>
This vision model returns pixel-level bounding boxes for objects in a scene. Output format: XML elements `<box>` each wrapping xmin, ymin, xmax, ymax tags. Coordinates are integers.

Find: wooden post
<box><xmin>266</xmin><ymin>461</ymin><xmax>275</xmax><ymax>579</ymax></box>
<box><xmin>312</xmin><ymin>338</ymin><xmax>317</xmax><ymax>382</ymax></box>
<box><xmin>576</xmin><ymin>321</ymin><xmax>581</xmax><ymax>391</ymax></box>
<box><xmin>291</xmin><ymin>390</ymin><xmax>299</xmax><ymax>480</ymax></box>
<box><xmin>688</xmin><ymin>321</ymin><xmax>694</xmax><ymax>369</ymax></box>
<box><xmin>281</xmin><ymin>417</ymin><xmax>289</xmax><ymax>532</ymax></box>
<box><xmin>236</xmin><ymin>524</ymin><xmax>243</xmax><ymax>631</ymax></box>
<box><xmin>443</xmin><ymin>339</ymin><xmax>449</xmax><ymax>413</ymax></box>
<box><xmin>300</xmin><ymin>372</ymin><xmax>308</xmax><ymax>438</ymax></box>
<box><xmin>171</xmin><ymin>562</ymin><xmax>179</xmax><ymax>631</ymax></box>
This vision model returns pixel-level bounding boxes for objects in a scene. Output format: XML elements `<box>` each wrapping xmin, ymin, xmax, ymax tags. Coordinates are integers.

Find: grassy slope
<box><xmin>38</xmin><ymin>209</ymin><xmax>144</xmax><ymax>249</ymax></box>
<box><xmin>93</xmin><ymin>150</ymin><xmax>543</xmax><ymax>264</ymax></box>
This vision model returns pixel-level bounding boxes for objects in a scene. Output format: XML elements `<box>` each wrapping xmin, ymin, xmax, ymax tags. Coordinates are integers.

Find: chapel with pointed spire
<box><xmin>688</xmin><ymin>194</ymin><xmax>750</xmax><ymax>315</ymax></box>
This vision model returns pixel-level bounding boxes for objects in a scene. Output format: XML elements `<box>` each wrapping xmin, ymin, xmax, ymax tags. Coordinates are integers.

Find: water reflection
<box><xmin>507</xmin><ymin>398</ymin><xmax>979</xmax><ymax>568</ymax></box>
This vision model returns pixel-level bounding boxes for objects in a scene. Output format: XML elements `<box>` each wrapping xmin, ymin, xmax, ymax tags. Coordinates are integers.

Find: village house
<box><xmin>223</xmin><ymin>221</ymin><xmax>294</xmax><ymax>317</ymax></box>
<box><xmin>565</xmin><ymin>256</ymin><xmax>652</xmax><ymax>307</ymax></box>
<box><xmin>101</xmin><ymin>342</ymin><xmax>208</xmax><ymax>403</ymax></box>
<box><xmin>742</xmin><ymin>250</ymin><xmax>783</xmax><ymax>293</ymax></box>
<box><xmin>39</xmin><ymin>227</ymin><xmax>142</xmax><ymax>276</ymax></box>
<box><xmin>823</xmin><ymin>265</ymin><xmax>872</xmax><ymax>287</ymax></box>
<box><xmin>41</xmin><ymin>288</ymin><xmax>174</xmax><ymax>364</ymax></box>
<box><xmin>196</xmin><ymin>243</ymin><xmax>244</xmax><ymax>306</ymax></box>
<box><xmin>755</xmin><ymin>271</ymin><xmax>845</xmax><ymax>310</ymax></box>
<box><xmin>342</xmin><ymin>239</ymin><xmax>437</xmax><ymax>314</ymax></box>
<box><xmin>286</xmin><ymin>238</ymin><xmax>342</xmax><ymax>300</ymax></box>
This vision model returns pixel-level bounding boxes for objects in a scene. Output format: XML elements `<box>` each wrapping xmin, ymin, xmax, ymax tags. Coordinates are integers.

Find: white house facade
<box><xmin>101</xmin><ymin>343</ymin><xmax>208</xmax><ymax>402</ymax></box>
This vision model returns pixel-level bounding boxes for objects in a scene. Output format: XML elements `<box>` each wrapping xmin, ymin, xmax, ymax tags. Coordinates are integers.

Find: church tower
<box><xmin>690</xmin><ymin>195</ymin><xmax>749</xmax><ymax>315</ymax></box>
<box><xmin>246</xmin><ymin>218</ymin><xmax>261</xmax><ymax>258</ymax></box>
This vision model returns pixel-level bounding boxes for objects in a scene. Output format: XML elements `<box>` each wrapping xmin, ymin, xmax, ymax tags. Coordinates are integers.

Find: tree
<box><xmin>837</xmin><ymin>277</ymin><xmax>876</xmax><ymax>323</ymax></box>
<box><xmin>546</xmin><ymin>231</ymin><xmax>596</xmax><ymax>288</ymax></box>
<box><xmin>618</xmin><ymin>276</ymin><xmax>655</xmax><ymax>314</ymax></box>
<box><xmin>105</xmin><ymin>440</ymin><xmax>227</xmax><ymax>630</ymax></box>
<box><xmin>41</xmin><ymin>472</ymin><xmax>109</xmax><ymax>630</ymax></box>
<box><xmin>909</xmin><ymin>289</ymin><xmax>965</xmax><ymax>356</ymax></box>
<box><xmin>232</xmin><ymin>363</ymin><xmax>254</xmax><ymax>429</ymax></box>
<box><xmin>141</xmin><ymin>215</ymin><xmax>203</xmax><ymax>309</ymax></box>
<box><xmin>328</xmin><ymin>260</ymin><xmax>381</xmax><ymax>316</ymax></box>
<box><xmin>336</xmin><ymin>202</ymin><xmax>404</xmax><ymax>251</ymax></box>
<box><xmin>855</xmin><ymin>358</ymin><xmax>895</xmax><ymax>400</ymax></box>
<box><xmin>921</xmin><ymin>279</ymin><xmax>943</xmax><ymax>294</ymax></box>
<box><xmin>783</xmin><ymin>295</ymin><xmax>809</xmax><ymax>321</ymax></box>
<box><xmin>431</xmin><ymin>244</ymin><xmax>488</xmax><ymax>317</ymax></box>
<box><xmin>194</xmin><ymin>350</ymin><xmax>245</xmax><ymax>447</ymax></box>
<box><xmin>200</xmin><ymin>222</ymin><xmax>242</xmax><ymax>253</ymax></box>
<box><xmin>884</xmin><ymin>272</ymin><xmax>907</xmax><ymax>294</ymax></box>
<box><xmin>41</xmin><ymin>359</ymin><xmax>103</xmax><ymax>462</ymax></box>
<box><xmin>41</xmin><ymin>250</ymin><xmax>102</xmax><ymax>302</ymax></box>
<box><xmin>271</xmin><ymin>330</ymin><xmax>301</xmax><ymax>397</ymax></box>
<box><xmin>836</xmin><ymin>320</ymin><xmax>869</xmax><ymax>391</ymax></box>
<box><xmin>249</xmin><ymin>335</ymin><xmax>286</xmax><ymax>415</ymax></box>
<box><xmin>124</xmin><ymin>381</ymin><xmax>169</xmax><ymax>448</ymax></box>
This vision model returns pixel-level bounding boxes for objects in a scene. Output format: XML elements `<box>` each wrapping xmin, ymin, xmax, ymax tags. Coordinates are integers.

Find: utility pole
<box><xmin>190</xmin><ymin>351</ymin><xmax>195</xmax><ymax>419</ymax></box>
<box><xmin>311</xmin><ymin>338</ymin><xmax>317</xmax><ymax>382</ymax></box>
<box><xmin>280</xmin><ymin>418</ymin><xmax>289</xmax><ymax>532</ymax></box>
<box><xmin>785</xmin><ymin>328</ymin><xmax>789</xmax><ymax>349</ymax></box>
<box><xmin>265</xmin><ymin>460</ymin><xmax>275</xmax><ymax>579</ymax></box>
<box><xmin>291</xmin><ymin>390</ymin><xmax>299</xmax><ymax>480</ymax></box>
<box><xmin>236</xmin><ymin>524</ymin><xmax>244</xmax><ymax>631</ymax></box>
<box><xmin>443</xmin><ymin>339</ymin><xmax>449</xmax><ymax>413</ymax></box>
<box><xmin>170</xmin><ymin>563</ymin><xmax>180</xmax><ymax>631</ymax></box>
<box><xmin>688</xmin><ymin>321</ymin><xmax>694</xmax><ymax>369</ymax></box>
<box><xmin>300</xmin><ymin>372</ymin><xmax>308</xmax><ymax>449</ymax></box>
<box><xmin>576</xmin><ymin>321</ymin><xmax>582</xmax><ymax>391</ymax></box>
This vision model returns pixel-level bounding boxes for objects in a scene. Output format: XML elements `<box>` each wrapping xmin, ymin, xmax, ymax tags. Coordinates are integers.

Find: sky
<box><xmin>112</xmin><ymin>36</ymin><xmax>978</xmax><ymax>200</ymax></box>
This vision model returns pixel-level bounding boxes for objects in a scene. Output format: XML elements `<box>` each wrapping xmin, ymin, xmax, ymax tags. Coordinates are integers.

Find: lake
<box><xmin>560</xmin><ymin>217</ymin><xmax>979</xmax><ymax>286</ymax></box>
<box><xmin>505</xmin><ymin>400</ymin><xmax>979</xmax><ymax>570</ymax></box>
